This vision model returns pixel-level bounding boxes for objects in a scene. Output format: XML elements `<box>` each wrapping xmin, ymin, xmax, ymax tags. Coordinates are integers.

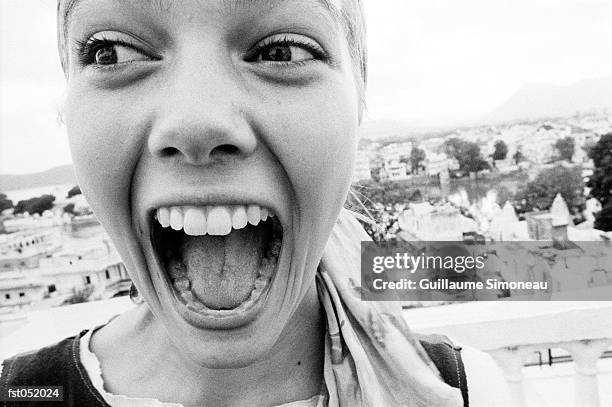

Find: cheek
<box><xmin>265</xmin><ymin>81</ymin><xmax>359</xmax><ymax>223</ymax></box>
<box><xmin>64</xmin><ymin>85</ymin><xmax>147</xmax><ymax>236</ymax></box>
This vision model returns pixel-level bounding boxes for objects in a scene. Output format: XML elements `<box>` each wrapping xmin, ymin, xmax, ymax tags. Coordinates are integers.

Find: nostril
<box><xmin>211</xmin><ymin>144</ymin><xmax>239</xmax><ymax>156</ymax></box>
<box><xmin>155</xmin><ymin>143</ymin><xmax>244</xmax><ymax>164</ymax></box>
<box><xmin>160</xmin><ymin>147</ymin><xmax>180</xmax><ymax>157</ymax></box>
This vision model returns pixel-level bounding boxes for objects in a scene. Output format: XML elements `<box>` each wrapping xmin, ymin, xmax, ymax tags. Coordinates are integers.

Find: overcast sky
<box><xmin>1</xmin><ymin>0</ymin><xmax>611</xmax><ymax>174</ymax></box>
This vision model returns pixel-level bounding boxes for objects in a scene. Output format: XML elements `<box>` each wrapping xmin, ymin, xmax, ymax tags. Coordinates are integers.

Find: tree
<box><xmin>13</xmin><ymin>194</ymin><xmax>56</xmax><ymax>215</ymax></box>
<box><xmin>587</xmin><ymin>133</ymin><xmax>612</xmax><ymax>231</ymax></box>
<box><xmin>582</xmin><ymin>140</ymin><xmax>596</xmax><ymax>157</ymax></box>
<box><xmin>63</xmin><ymin>203</ymin><xmax>76</xmax><ymax>215</ymax></box>
<box><xmin>594</xmin><ymin>204</ymin><xmax>612</xmax><ymax>231</ymax></box>
<box><xmin>410</xmin><ymin>147</ymin><xmax>426</xmax><ymax>173</ymax></box>
<box><xmin>66</xmin><ymin>185</ymin><xmax>82</xmax><ymax>198</ymax></box>
<box><xmin>461</xmin><ymin>142</ymin><xmax>489</xmax><ymax>173</ymax></box>
<box><xmin>554</xmin><ymin>136</ymin><xmax>575</xmax><ymax>162</ymax></box>
<box><xmin>0</xmin><ymin>193</ymin><xmax>13</xmax><ymax>212</ymax></box>
<box><xmin>492</xmin><ymin>140</ymin><xmax>508</xmax><ymax>161</ymax></box>
<box><xmin>444</xmin><ymin>138</ymin><xmax>488</xmax><ymax>173</ymax></box>
<box><xmin>586</xmin><ymin>133</ymin><xmax>612</xmax><ymax>207</ymax></box>
<box><xmin>352</xmin><ymin>180</ymin><xmax>423</xmax><ymax>206</ymax></box>
<box><xmin>443</xmin><ymin>137</ymin><xmax>464</xmax><ymax>159</ymax></box>
<box><xmin>512</xmin><ymin>147</ymin><xmax>525</xmax><ymax>165</ymax></box>
<box><xmin>515</xmin><ymin>165</ymin><xmax>584</xmax><ymax>213</ymax></box>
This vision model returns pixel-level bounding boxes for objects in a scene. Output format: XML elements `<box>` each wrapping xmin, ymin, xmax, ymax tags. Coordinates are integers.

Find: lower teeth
<box><xmin>174</xmin><ymin>277</ymin><xmax>190</xmax><ymax>291</ymax></box>
<box><xmin>178</xmin><ymin>276</ymin><xmax>271</xmax><ymax>314</ymax></box>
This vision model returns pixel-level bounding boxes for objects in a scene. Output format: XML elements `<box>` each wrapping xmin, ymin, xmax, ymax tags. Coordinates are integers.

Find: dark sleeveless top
<box><xmin>0</xmin><ymin>330</ymin><xmax>468</xmax><ymax>406</ymax></box>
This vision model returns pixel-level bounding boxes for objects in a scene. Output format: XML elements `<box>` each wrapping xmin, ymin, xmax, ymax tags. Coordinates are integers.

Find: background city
<box><xmin>2</xmin><ymin>1</ymin><xmax>612</xmax><ymax>406</ymax></box>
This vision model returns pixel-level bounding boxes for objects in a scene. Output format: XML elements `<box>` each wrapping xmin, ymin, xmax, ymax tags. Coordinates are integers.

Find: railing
<box><xmin>490</xmin><ymin>339</ymin><xmax>612</xmax><ymax>407</ymax></box>
<box><xmin>405</xmin><ymin>296</ymin><xmax>612</xmax><ymax>407</ymax></box>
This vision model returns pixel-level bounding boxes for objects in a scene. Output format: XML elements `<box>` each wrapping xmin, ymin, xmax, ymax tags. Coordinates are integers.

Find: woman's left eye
<box><xmin>248</xmin><ymin>34</ymin><xmax>327</xmax><ymax>65</ymax></box>
<box><xmin>257</xmin><ymin>44</ymin><xmax>315</xmax><ymax>63</ymax></box>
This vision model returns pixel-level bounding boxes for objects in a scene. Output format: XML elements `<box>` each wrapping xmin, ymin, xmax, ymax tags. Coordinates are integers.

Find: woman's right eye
<box><xmin>91</xmin><ymin>43</ymin><xmax>149</xmax><ymax>65</ymax></box>
<box><xmin>75</xmin><ymin>34</ymin><xmax>155</xmax><ymax>68</ymax></box>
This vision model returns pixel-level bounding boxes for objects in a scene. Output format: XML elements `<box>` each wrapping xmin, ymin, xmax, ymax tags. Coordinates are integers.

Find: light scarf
<box><xmin>317</xmin><ymin>209</ymin><xmax>463</xmax><ymax>407</ymax></box>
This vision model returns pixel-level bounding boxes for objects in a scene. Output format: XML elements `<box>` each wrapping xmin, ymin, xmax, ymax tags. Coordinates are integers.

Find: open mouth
<box><xmin>151</xmin><ymin>204</ymin><xmax>282</xmax><ymax>317</ymax></box>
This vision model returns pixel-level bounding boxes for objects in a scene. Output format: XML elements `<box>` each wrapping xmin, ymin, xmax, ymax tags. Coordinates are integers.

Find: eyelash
<box><xmin>74</xmin><ymin>35</ymin><xmax>329</xmax><ymax>68</ymax></box>
<box><xmin>246</xmin><ymin>35</ymin><xmax>329</xmax><ymax>64</ymax></box>
<box><xmin>73</xmin><ymin>36</ymin><xmax>150</xmax><ymax>67</ymax></box>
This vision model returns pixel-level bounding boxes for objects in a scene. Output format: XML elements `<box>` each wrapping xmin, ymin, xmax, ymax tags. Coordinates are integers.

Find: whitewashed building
<box><xmin>352</xmin><ymin>150</ymin><xmax>372</xmax><ymax>182</ymax></box>
<box><xmin>397</xmin><ymin>202</ymin><xmax>478</xmax><ymax>241</ymax></box>
<box><xmin>423</xmin><ymin>153</ymin><xmax>458</xmax><ymax>176</ymax></box>
<box><xmin>0</xmin><ymin>276</ymin><xmax>47</xmax><ymax>311</ymax></box>
<box><xmin>379</xmin><ymin>159</ymin><xmax>410</xmax><ymax>181</ymax></box>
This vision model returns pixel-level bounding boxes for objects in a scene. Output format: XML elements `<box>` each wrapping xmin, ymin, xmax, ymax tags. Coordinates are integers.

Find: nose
<box><xmin>147</xmin><ymin>56</ymin><xmax>257</xmax><ymax>166</ymax></box>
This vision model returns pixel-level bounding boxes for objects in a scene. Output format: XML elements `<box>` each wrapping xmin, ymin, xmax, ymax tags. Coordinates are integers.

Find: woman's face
<box><xmin>63</xmin><ymin>0</ymin><xmax>360</xmax><ymax>366</ymax></box>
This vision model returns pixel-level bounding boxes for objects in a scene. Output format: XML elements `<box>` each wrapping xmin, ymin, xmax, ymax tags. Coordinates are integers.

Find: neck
<box><xmin>92</xmin><ymin>283</ymin><xmax>325</xmax><ymax>407</ymax></box>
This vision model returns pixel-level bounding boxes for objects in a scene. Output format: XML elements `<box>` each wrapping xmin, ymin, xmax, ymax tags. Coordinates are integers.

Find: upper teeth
<box><xmin>155</xmin><ymin>205</ymin><xmax>273</xmax><ymax>236</ymax></box>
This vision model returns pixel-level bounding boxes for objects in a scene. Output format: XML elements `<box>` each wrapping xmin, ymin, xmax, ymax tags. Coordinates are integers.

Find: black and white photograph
<box><xmin>1</xmin><ymin>1</ymin><xmax>612</xmax><ymax>406</ymax></box>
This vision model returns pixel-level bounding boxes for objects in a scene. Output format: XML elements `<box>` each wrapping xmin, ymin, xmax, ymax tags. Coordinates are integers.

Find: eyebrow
<box><xmin>61</xmin><ymin>0</ymin><xmax>341</xmax><ymax>32</ymax></box>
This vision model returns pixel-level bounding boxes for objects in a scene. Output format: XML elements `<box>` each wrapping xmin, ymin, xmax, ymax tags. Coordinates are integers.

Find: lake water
<box><xmin>407</xmin><ymin>174</ymin><xmax>527</xmax><ymax>204</ymax></box>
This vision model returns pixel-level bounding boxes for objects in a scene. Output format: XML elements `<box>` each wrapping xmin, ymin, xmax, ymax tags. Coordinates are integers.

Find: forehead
<box><xmin>60</xmin><ymin>0</ymin><xmax>343</xmax><ymax>29</ymax></box>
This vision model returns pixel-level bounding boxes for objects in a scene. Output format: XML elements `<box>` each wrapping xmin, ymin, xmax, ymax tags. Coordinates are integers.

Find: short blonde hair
<box><xmin>324</xmin><ymin>0</ymin><xmax>368</xmax><ymax>98</ymax></box>
<box><xmin>346</xmin><ymin>0</ymin><xmax>368</xmax><ymax>92</ymax></box>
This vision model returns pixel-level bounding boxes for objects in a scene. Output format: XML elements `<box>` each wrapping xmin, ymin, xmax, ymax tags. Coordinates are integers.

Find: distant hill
<box><xmin>486</xmin><ymin>77</ymin><xmax>612</xmax><ymax>124</ymax></box>
<box><xmin>358</xmin><ymin>119</ymin><xmax>459</xmax><ymax>143</ymax></box>
<box><xmin>359</xmin><ymin>120</ymin><xmax>417</xmax><ymax>140</ymax></box>
<box><xmin>0</xmin><ymin>165</ymin><xmax>76</xmax><ymax>192</ymax></box>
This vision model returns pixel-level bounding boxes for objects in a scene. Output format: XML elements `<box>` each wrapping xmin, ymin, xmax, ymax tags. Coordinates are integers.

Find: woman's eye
<box><xmin>75</xmin><ymin>32</ymin><xmax>155</xmax><ymax>68</ymax></box>
<box><xmin>248</xmin><ymin>34</ymin><xmax>327</xmax><ymax>65</ymax></box>
<box><xmin>258</xmin><ymin>44</ymin><xmax>315</xmax><ymax>63</ymax></box>
<box><xmin>92</xmin><ymin>44</ymin><xmax>150</xmax><ymax>66</ymax></box>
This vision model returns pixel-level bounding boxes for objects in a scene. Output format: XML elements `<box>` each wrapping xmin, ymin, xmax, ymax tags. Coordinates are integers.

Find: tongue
<box><xmin>179</xmin><ymin>224</ymin><xmax>268</xmax><ymax>310</ymax></box>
